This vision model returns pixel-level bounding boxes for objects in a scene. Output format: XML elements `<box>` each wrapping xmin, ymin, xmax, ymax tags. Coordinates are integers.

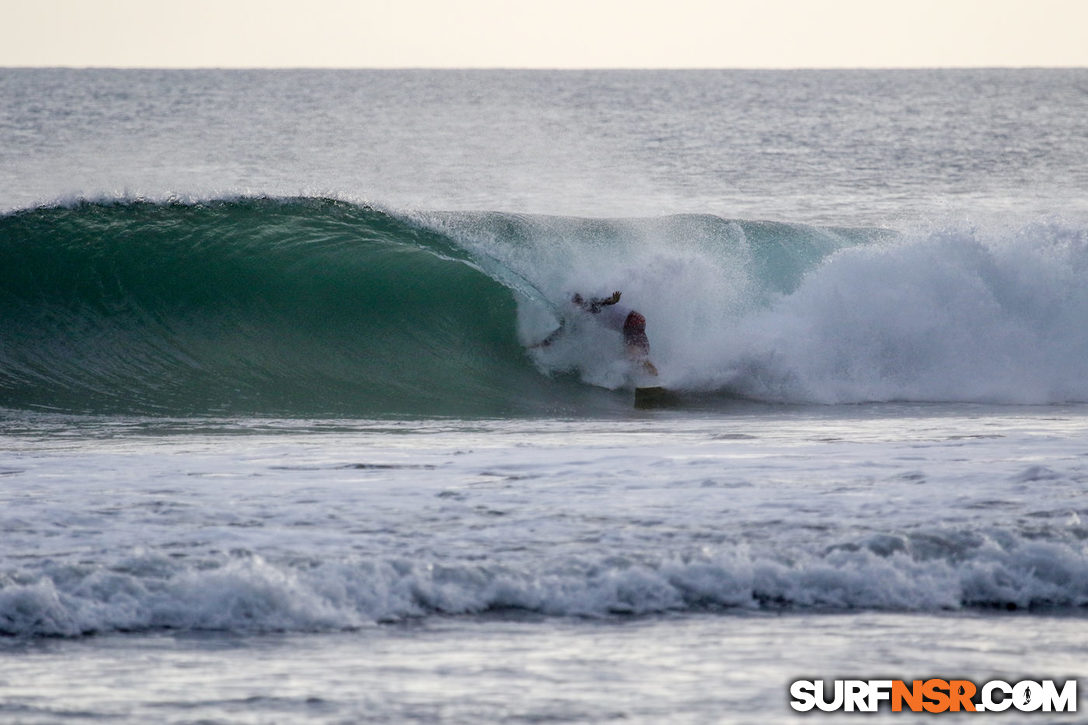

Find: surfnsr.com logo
<box><xmin>789</xmin><ymin>679</ymin><xmax>1077</xmax><ymax>713</ymax></box>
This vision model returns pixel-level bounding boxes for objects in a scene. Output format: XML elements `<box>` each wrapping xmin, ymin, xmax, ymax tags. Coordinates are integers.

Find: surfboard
<box><xmin>634</xmin><ymin>386</ymin><xmax>680</xmax><ymax>409</ymax></box>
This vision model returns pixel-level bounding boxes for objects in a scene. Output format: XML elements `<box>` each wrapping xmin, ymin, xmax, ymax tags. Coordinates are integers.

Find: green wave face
<box><xmin>0</xmin><ymin>198</ymin><xmax>602</xmax><ymax>416</ymax></box>
<box><xmin>0</xmin><ymin>197</ymin><xmax>880</xmax><ymax>417</ymax></box>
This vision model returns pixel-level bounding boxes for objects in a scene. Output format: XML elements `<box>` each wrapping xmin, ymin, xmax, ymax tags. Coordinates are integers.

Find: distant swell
<box><xmin>2</xmin><ymin>195</ymin><xmax>1086</xmax><ymax>416</ymax></box>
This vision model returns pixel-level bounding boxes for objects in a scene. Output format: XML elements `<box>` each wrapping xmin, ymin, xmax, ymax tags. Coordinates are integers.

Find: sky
<box><xmin>3</xmin><ymin>0</ymin><xmax>1087</xmax><ymax>69</ymax></box>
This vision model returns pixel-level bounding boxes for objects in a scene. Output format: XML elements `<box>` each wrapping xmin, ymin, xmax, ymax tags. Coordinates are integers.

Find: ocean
<box><xmin>1</xmin><ymin>68</ymin><xmax>1087</xmax><ymax>723</ymax></box>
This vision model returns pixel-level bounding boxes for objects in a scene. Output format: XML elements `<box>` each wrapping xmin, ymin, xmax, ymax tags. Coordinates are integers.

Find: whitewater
<box><xmin>2</xmin><ymin>68</ymin><xmax>1088</xmax><ymax>723</ymax></box>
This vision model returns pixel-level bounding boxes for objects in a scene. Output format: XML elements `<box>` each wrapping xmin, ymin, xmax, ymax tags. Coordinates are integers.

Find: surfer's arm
<box><xmin>585</xmin><ymin>291</ymin><xmax>621</xmax><ymax>312</ymax></box>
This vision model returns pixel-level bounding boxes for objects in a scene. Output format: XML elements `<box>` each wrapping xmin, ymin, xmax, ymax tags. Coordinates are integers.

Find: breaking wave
<box><xmin>3</xmin><ymin>526</ymin><xmax>1087</xmax><ymax>636</ymax></box>
<box><xmin>2</xmin><ymin>195</ymin><xmax>1086</xmax><ymax>416</ymax></box>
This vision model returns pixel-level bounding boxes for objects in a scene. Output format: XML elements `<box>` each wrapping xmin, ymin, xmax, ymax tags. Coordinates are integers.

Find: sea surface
<box><xmin>1</xmin><ymin>68</ymin><xmax>1088</xmax><ymax>723</ymax></box>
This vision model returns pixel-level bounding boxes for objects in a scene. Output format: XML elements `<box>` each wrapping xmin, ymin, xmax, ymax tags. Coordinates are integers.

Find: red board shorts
<box><xmin>622</xmin><ymin>311</ymin><xmax>649</xmax><ymax>354</ymax></box>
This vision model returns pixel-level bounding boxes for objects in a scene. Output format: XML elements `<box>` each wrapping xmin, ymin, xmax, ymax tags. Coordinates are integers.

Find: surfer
<box><xmin>533</xmin><ymin>291</ymin><xmax>658</xmax><ymax>376</ymax></box>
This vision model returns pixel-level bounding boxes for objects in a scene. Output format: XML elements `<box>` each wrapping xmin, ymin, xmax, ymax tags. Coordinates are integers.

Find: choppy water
<box><xmin>2</xmin><ymin>68</ymin><xmax>1087</xmax><ymax>722</ymax></box>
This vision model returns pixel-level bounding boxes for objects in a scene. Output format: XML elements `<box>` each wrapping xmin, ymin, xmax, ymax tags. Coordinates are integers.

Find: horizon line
<box><xmin>4</xmin><ymin>64</ymin><xmax>1086</xmax><ymax>71</ymax></box>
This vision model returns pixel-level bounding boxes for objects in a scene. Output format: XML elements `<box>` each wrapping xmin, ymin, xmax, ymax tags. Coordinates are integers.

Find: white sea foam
<box><xmin>492</xmin><ymin>217</ymin><xmax>1088</xmax><ymax>404</ymax></box>
<box><xmin>1</xmin><ymin>410</ymin><xmax>1085</xmax><ymax>637</ymax></box>
<box><xmin>5</xmin><ymin>529</ymin><xmax>1088</xmax><ymax>637</ymax></box>
<box><xmin>711</xmin><ymin>223</ymin><xmax>1088</xmax><ymax>404</ymax></box>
